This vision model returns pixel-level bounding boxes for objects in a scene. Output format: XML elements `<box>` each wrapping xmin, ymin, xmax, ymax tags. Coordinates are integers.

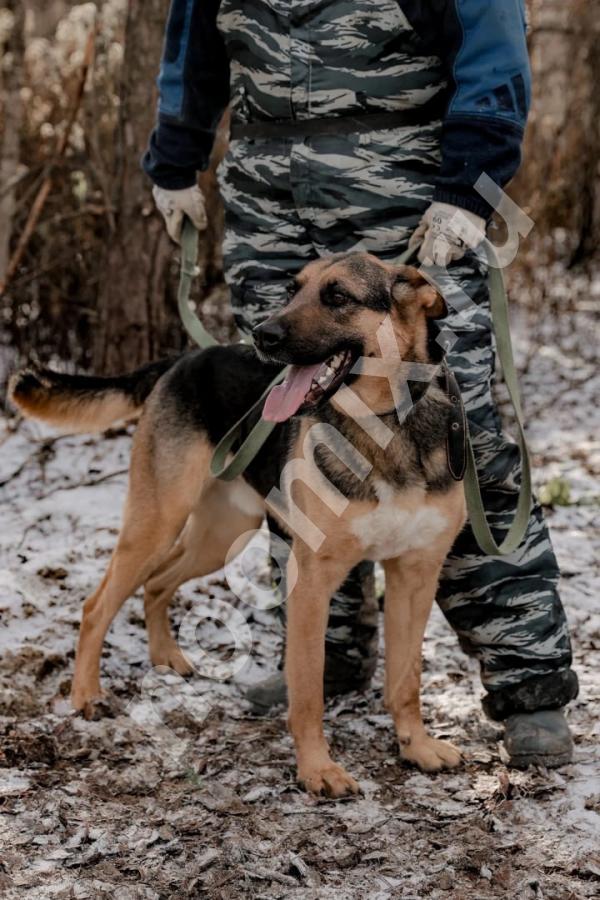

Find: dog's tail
<box><xmin>8</xmin><ymin>357</ymin><xmax>179</xmax><ymax>432</ymax></box>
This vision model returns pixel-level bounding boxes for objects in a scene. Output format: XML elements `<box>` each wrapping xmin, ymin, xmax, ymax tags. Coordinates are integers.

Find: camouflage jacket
<box><xmin>143</xmin><ymin>0</ymin><xmax>530</xmax><ymax>219</ymax></box>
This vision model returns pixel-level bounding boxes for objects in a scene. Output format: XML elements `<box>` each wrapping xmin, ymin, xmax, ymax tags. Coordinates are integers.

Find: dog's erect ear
<box><xmin>391</xmin><ymin>265</ymin><xmax>447</xmax><ymax>318</ymax></box>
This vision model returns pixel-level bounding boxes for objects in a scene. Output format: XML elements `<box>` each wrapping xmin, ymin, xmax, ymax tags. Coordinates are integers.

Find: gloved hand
<box><xmin>152</xmin><ymin>184</ymin><xmax>207</xmax><ymax>244</ymax></box>
<box><xmin>409</xmin><ymin>201</ymin><xmax>487</xmax><ymax>267</ymax></box>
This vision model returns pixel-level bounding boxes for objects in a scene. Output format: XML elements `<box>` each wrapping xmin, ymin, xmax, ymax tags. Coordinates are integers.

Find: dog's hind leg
<box><xmin>142</xmin><ymin>538</ymin><xmax>192</xmax><ymax>676</ymax></box>
<box><xmin>143</xmin><ymin>479</ymin><xmax>264</xmax><ymax>675</ymax></box>
<box><xmin>71</xmin><ymin>424</ymin><xmax>212</xmax><ymax>714</ymax></box>
<box><xmin>383</xmin><ymin>553</ymin><xmax>462</xmax><ymax>771</ymax></box>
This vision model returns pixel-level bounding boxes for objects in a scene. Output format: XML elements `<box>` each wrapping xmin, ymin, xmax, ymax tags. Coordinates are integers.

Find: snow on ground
<box><xmin>0</xmin><ymin>308</ymin><xmax>598</xmax><ymax>898</ymax></box>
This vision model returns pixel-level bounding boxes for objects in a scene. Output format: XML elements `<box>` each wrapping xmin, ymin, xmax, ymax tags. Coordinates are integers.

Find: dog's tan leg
<box><xmin>286</xmin><ymin>545</ymin><xmax>361</xmax><ymax>798</ymax></box>
<box><xmin>383</xmin><ymin>555</ymin><xmax>461</xmax><ymax>771</ymax></box>
<box><xmin>72</xmin><ymin>516</ymin><xmax>190</xmax><ymax>713</ymax></box>
<box><xmin>143</xmin><ymin>480</ymin><xmax>263</xmax><ymax>675</ymax></box>
<box><xmin>143</xmin><ymin>537</ymin><xmax>193</xmax><ymax>677</ymax></box>
<box><xmin>71</xmin><ymin>433</ymin><xmax>212</xmax><ymax>713</ymax></box>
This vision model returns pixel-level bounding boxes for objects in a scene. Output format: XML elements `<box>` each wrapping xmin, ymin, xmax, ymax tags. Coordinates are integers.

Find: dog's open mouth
<box><xmin>262</xmin><ymin>349</ymin><xmax>355</xmax><ymax>423</ymax></box>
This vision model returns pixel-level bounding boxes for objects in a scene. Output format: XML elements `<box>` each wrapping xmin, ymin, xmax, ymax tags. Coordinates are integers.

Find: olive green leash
<box><xmin>209</xmin><ymin>374</ymin><xmax>287</xmax><ymax>480</ymax></box>
<box><xmin>178</xmin><ymin>218</ymin><xmax>532</xmax><ymax>555</ymax></box>
<box><xmin>464</xmin><ymin>256</ymin><xmax>533</xmax><ymax>555</ymax></box>
<box><xmin>394</xmin><ymin>242</ymin><xmax>533</xmax><ymax>556</ymax></box>
<box><xmin>177</xmin><ymin>218</ymin><xmax>217</xmax><ymax>349</ymax></box>
<box><xmin>178</xmin><ymin>219</ymin><xmax>287</xmax><ymax>480</ymax></box>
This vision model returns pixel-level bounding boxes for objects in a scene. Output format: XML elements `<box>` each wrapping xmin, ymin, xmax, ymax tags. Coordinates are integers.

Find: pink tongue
<box><xmin>262</xmin><ymin>364</ymin><xmax>322</xmax><ymax>423</ymax></box>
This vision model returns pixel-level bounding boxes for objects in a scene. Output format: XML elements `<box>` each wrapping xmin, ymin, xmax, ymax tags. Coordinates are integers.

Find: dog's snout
<box><xmin>253</xmin><ymin>319</ymin><xmax>288</xmax><ymax>352</ymax></box>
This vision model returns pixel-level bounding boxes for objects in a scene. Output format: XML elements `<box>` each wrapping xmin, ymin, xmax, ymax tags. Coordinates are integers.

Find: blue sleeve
<box><xmin>400</xmin><ymin>0</ymin><xmax>531</xmax><ymax>218</ymax></box>
<box><xmin>434</xmin><ymin>0</ymin><xmax>531</xmax><ymax>217</ymax></box>
<box><xmin>142</xmin><ymin>0</ymin><xmax>230</xmax><ymax>189</ymax></box>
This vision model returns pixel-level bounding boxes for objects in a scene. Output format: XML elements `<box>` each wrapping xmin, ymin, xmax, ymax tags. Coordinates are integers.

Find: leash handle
<box><xmin>398</xmin><ymin>241</ymin><xmax>533</xmax><ymax>556</ymax></box>
<box><xmin>463</xmin><ymin>252</ymin><xmax>533</xmax><ymax>556</ymax></box>
<box><xmin>178</xmin><ymin>217</ymin><xmax>218</xmax><ymax>348</ymax></box>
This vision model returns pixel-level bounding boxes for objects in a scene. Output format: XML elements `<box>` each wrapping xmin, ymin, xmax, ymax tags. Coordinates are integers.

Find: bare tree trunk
<box><xmin>93</xmin><ymin>0</ymin><xmax>230</xmax><ymax>372</ymax></box>
<box><xmin>93</xmin><ymin>0</ymin><xmax>175</xmax><ymax>372</ymax></box>
<box><xmin>0</xmin><ymin>1</ymin><xmax>25</xmax><ymax>284</ymax></box>
<box><xmin>513</xmin><ymin>0</ymin><xmax>600</xmax><ymax>263</ymax></box>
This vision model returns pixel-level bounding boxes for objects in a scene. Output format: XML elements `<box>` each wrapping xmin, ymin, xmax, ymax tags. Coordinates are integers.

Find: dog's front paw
<box><xmin>298</xmin><ymin>760</ymin><xmax>361</xmax><ymax>798</ymax></box>
<box><xmin>400</xmin><ymin>735</ymin><xmax>462</xmax><ymax>772</ymax></box>
<box><xmin>150</xmin><ymin>641</ymin><xmax>194</xmax><ymax>677</ymax></box>
<box><xmin>71</xmin><ymin>681</ymin><xmax>109</xmax><ymax>719</ymax></box>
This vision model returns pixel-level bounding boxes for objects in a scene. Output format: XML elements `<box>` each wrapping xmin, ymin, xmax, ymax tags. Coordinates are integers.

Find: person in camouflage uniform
<box><xmin>144</xmin><ymin>0</ymin><xmax>578</xmax><ymax>765</ymax></box>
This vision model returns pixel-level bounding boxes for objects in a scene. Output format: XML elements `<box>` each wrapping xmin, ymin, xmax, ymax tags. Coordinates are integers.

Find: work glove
<box><xmin>152</xmin><ymin>184</ymin><xmax>207</xmax><ymax>244</ymax></box>
<box><xmin>409</xmin><ymin>201</ymin><xmax>487</xmax><ymax>267</ymax></box>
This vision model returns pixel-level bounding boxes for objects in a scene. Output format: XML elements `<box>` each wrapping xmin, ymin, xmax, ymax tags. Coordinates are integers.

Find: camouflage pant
<box><xmin>216</xmin><ymin>132</ymin><xmax>578</xmax><ymax>717</ymax></box>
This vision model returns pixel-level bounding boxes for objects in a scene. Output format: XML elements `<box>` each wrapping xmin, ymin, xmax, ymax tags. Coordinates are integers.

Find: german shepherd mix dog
<box><xmin>10</xmin><ymin>253</ymin><xmax>466</xmax><ymax>797</ymax></box>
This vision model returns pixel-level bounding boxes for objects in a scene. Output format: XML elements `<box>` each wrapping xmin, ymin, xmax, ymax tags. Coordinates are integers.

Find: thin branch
<box><xmin>46</xmin><ymin>204</ymin><xmax>113</xmax><ymax>225</ymax></box>
<box><xmin>0</xmin><ymin>166</ymin><xmax>35</xmax><ymax>201</ymax></box>
<box><xmin>0</xmin><ymin>452</ymin><xmax>37</xmax><ymax>488</ymax></box>
<box><xmin>6</xmin><ymin>251</ymin><xmax>86</xmax><ymax>290</ymax></box>
<box><xmin>0</xmin><ymin>432</ymin><xmax>84</xmax><ymax>488</ymax></box>
<box><xmin>36</xmin><ymin>468</ymin><xmax>128</xmax><ymax>499</ymax></box>
<box><xmin>0</xmin><ymin>26</ymin><xmax>96</xmax><ymax>296</ymax></box>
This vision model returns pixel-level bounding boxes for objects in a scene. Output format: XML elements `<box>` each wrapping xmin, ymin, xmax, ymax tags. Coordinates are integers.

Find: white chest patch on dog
<box><xmin>227</xmin><ymin>481</ymin><xmax>264</xmax><ymax>518</ymax></box>
<box><xmin>350</xmin><ymin>481</ymin><xmax>448</xmax><ymax>560</ymax></box>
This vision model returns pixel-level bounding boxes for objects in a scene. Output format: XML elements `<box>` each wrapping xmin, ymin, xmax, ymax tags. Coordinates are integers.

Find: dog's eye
<box><xmin>321</xmin><ymin>286</ymin><xmax>352</xmax><ymax>308</ymax></box>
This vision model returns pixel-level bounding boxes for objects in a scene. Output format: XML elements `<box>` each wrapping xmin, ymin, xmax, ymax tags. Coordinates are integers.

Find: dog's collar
<box><xmin>373</xmin><ymin>359</ymin><xmax>443</xmax><ymax>418</ymax></box>
<box><xmin>376</xmin><ymin>325</ymin><xmax>448</xmax><ymax>414</ymax></box>
<box><xmin>370</xmin><ymin>359</ymin><xmax>467</xmax><ymax>483</ymax></box>
<box><xmin>441</xmin><ymin>360</ymin><xmax>467</xmax><ymax>481</ymax></box>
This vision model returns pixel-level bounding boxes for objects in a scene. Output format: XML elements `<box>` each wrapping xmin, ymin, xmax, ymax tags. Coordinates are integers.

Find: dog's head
<box><xmin>254</xmin><ymin>252</ymin><xmax>445</xmax><ymax>422</ymax></box>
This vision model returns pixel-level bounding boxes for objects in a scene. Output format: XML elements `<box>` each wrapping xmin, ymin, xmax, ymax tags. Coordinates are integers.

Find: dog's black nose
<box><xmin>253</xmin><ymin>319</ymin><xmax>288</xmax><ymax>352</ymax></box>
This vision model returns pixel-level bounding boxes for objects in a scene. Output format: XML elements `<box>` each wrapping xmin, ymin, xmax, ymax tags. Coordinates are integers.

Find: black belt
<box><xmin>229</xmin><ymin>95</ymin><xmax>446</xmax><ymax>141</ymax></box>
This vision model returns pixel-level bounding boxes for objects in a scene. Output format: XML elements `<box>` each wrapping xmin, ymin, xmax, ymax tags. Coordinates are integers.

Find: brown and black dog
<box><xmin>10</xmin><ymin>253</ymin><xmax>465</xmax><ymax>797</ymax></box>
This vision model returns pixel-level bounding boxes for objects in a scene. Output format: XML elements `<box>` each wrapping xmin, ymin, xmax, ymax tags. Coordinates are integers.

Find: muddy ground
<box><xmin>0</xmin><ymin>306</ymin><xmax>598</xmax><ymax>898</ymax></box>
